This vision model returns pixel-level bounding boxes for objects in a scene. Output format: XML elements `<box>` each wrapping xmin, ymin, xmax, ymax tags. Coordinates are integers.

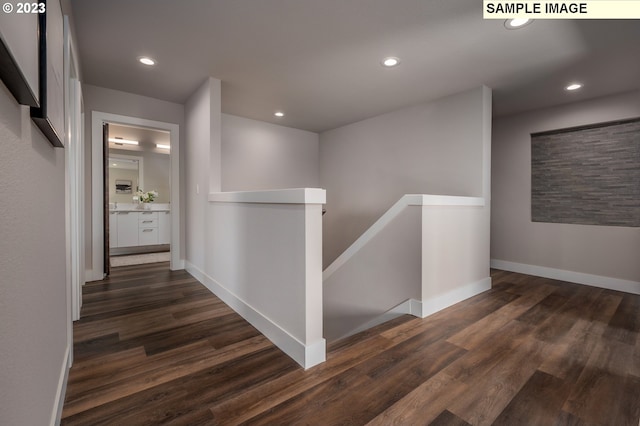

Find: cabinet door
<box><xmin>138</xmin><ymin>227</ymin><xmax>158</xmax><ymax>245</ymax></box>
<box><xmin>158</xmin><ymin>211</ymin><xmax>171</xmax><ymax>245</ymax></box>
<box><xmin>116</xmin><ymin>212</ymin><xmax>139</xmax><ymax>247</ymax></box>
<box><xmin>109</xmin><ymin>212</ymin><xmax>118</xmax><ymax>248</ymax></box>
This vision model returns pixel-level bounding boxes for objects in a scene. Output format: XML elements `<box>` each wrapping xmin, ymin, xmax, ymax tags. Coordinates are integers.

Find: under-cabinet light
<box><xmin>108</xmin><ymin>138</ymin><xmax>139</xmax><ymax>146</ymax></box>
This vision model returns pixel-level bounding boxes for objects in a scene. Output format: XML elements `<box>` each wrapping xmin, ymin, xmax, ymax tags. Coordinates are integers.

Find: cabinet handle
<box><xmin>118</xmin><ymin>212</ymin><xmax>128</xmax><ymax>215</ymax></box>
<box><xmin>142</xmin><ymin>212</ymin><xmax>153</xmax><ymax>215</ymax></box>
<box><xmin>142</xmin><ymin>220</ymin><xmax>153</xmax><ymax>223</ymax></box>
<box><xmin>143</xmin><ymin>229</ymin><xmax>153</xmax><ymax>232</ymax></box>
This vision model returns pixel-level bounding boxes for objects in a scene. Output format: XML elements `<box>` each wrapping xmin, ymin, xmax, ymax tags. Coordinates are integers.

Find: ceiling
<box><xmin>69</xmin><ymin>0</ymin><xmax>640</xmax><ymax>133</ymax></box>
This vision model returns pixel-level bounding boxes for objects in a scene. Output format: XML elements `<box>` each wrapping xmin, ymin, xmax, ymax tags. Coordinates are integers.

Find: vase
<box><xmin>143</xmin><ymin>202</ymin><xmax>151</xmax><ymax>210</ymax></box>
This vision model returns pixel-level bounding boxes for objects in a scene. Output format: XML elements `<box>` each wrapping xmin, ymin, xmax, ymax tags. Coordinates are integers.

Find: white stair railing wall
<box><xmin>323</xmin><ymin>194</ymin><xmax>490</xmax><ymax>342</ymax></box>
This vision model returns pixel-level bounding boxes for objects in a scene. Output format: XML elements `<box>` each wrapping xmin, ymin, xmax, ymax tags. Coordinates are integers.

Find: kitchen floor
<box><xmin>110</xmin><ymin>251</ymin><xmax>170</xmax><ymax>267</ymax></box>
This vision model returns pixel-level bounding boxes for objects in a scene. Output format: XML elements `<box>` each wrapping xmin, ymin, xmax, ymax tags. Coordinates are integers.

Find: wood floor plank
<box><xmin>62</xmin><ymin>265</ymin><xmax>640</xmax><ymax>425</ymax></box>
<box><xmin>446</xmin><ymin>334</ymin><xmax>546</xmax><ymax>426</ymax></box>
<box><xmin>563</xmin><ymin>338</ymin><xmax>636</xmax><ymax>425</ymax></box>
<box><xmin>447</xmin><ymin>285</ymin><xmax>556</xmax><ymax>350</ymax></box>
<box><xmin>366</xmin><ymin>371</ymin><xmax>468</xmax><ymax>425</ymax></box>
<box><xmin>492</xmin><ymin>370</ymin><xmax>571</xmax><ymax>425</ymax></box>
<box><xmin>603</xmin><ymin>291</ymin><xmax>640</xmax><ymax>345</ymax></box>
<box><xmin>63</xmin><ymin>335</ymin><xmax>271</xmax><ymax>418</ymax></box>
<box><xmin>209</xmin><ymin>334</ymin><xmax>397</xmax><ymax>424</ymax></box>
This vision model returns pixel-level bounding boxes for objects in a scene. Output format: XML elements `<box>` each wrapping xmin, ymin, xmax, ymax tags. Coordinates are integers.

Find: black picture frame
<box><xmin>30</xmin><ymin>0</ymin><xmax>64</xmax><ymax>148</ymax></box>
<box><xmin>0</xmin><ymin>6</ymin><xmax>40</xmax><ymax>107</ymax></box>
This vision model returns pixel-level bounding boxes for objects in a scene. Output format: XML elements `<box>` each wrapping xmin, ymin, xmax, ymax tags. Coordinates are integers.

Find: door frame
<box><xmin>90</xmin><ymin>111</ymin><xmax>182</xmax><ymax>280</ymax></box>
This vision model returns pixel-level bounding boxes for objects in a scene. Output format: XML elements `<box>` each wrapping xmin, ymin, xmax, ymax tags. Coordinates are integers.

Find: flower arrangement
<box><xmin>136</xmin><ymin>189</ymin><xmax>158</xmax><ymax>203</ymax></box>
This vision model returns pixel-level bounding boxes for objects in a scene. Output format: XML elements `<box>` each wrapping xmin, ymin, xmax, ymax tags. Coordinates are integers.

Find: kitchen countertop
<box><xmin>109</xmin><ymin>208</ymin><xmax>171</xmax><ymax>212</ymax></box>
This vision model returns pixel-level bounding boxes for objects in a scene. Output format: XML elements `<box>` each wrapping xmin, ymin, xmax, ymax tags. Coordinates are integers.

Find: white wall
<box><xmin>82</xmin><ymin>84</ymin><xmax>184</xmax><ymax>271</ymax></box>
<box><xmin>320</xmin><ymin>86</ymin><xmax>489</xmax><ymax>266</ymax></box>
<box><xmin>184</xmin><ymin>77</ymin><xmax>221</xmax><ymax>272</ymax></box>
<box><xmin>0</xmin><ymin>85</ymin><xmax>69</xmax><ymax>424</ymax></box>
<box><xmin>492</xmin><ymin>90</ymin><xmax>640</xmax><ymax>285</ymax></box>
<box><xmin>221</xmin><ymin>114</ymin><xmax>319</xmax><ymax>191</ymax></box>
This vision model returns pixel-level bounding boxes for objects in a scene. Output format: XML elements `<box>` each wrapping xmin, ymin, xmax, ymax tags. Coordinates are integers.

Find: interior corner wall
<box><xmin>491</xmin><ymin>90</ymin><xmax>640</xmax><ymax>282</ymax></box>
<box><xmin>319</xmin><ymin>86</ymin><xmax>488</xmax><ymax>266</ymax></box>
<box><xmin>221</xmin><ymin>114</ymin><xmax>320</xmax><ymax>191</ymax></box>
<box><xmin>184</xmin><ymin>77</ymin><xmax>221</xmax><ymax>272</ymax></box>
<box><xmin>81</xmin><ymin>84</ymin><xmax>185</xmax><ymax>271</ymax></box>
<box><xmin>0</xmin><ymin>85</ymin><xmax>68</xmax><ymax>424</ymax></box>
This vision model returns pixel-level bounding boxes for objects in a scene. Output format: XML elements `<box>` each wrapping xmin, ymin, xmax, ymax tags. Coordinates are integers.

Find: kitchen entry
<box><xmin>105</xmin><ymin>123</ymin><xmax>172</xmax><ymax>268</ymax></box>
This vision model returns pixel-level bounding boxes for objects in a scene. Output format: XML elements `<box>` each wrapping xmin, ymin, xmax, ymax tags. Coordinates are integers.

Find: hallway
<box><xmin>62</xmin><ymin>265</ymin><xmax>640</xmax><ymax>425</ymax></box>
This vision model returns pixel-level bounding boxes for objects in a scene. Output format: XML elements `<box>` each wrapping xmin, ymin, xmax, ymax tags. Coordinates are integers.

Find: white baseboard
<box><xmin>421</xmin><ymin>277</ymin><xmax>492</xmax><ymax>318</ymax></box>
<box><xmin>185</xmin><ymin>261</ymin><xmax>325</xmax><ymax>369</ymax></box>
<box><xmin>491</xmin><ymin>259</ymin><xmax>640</xmax><ymax>295</ymax></box>
<box><xmin>51</xmin><ymin>344</ymin><xmax>70</xmax><ymax>426</ymax></box>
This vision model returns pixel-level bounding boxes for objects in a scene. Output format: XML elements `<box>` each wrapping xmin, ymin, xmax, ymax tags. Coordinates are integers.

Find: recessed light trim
<box><xmin>565</xmin><ymin>83</ymin><xmax>583</xmax><ymax>91</ymax></box>
<box><xmin>274</xmin><ymin>111</ymin><xmax>285</xmax><ymax>117</ymax></box>
<box><xmin>381</xmin><ymin>57</ymin><xmax>400</xmax><ymax>67</ymax></box>
<box><xmin>504</xmin><ymin>18</ymin><xmax>533</xmax><ymax>29</ymax></box>
<box><xmin>108</xmin><ymin>137</ymin><xmax>139</xmax><ymax>146</ymax></box>
<box><xmin>138</xmin><ymin>56</ymin><xmax>156</xmax><ymax>66</ymax></box>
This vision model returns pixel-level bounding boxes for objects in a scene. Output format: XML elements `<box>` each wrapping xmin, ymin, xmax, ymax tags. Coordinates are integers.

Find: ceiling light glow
<box><xmin>108</xmin><ymin>137</ymin><xmax>139</xmax><ymax>146</ymax></box>
<box><xmin>274</xmin><ymin>111</ymin><xmax>285</xmax><ymax>117</ymax></box>
<box><xmin>156</xmin><ymin>143</ymin><xmax>171</xmax><ymax>150</ymax></box>
<box><xmin>504</xmin><ymin>18</ymin><xmax>532</xmax><ymax>29</ymax></box>
<box><xmin>138</xmin><ymin>56</ymin><xmax>156</xmax><ymax>66</ymax></box>
<box><xmin>381</xmin><ymin>57</ymin><xmax>400</xmax><ymax>67</ymax></box>
<box><xmin>565</xmin><ymin>83</ymin><xmax>583</xmax><ymax>91</ymax></box>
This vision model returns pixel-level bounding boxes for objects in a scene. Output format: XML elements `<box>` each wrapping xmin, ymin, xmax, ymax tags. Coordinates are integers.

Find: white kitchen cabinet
<box><xmin>158</xmin><ymin>211</ymin><xmax>171</xmax><ymax>245</ymax></box>
<box><xmin>138</xmin><ymin>211</ymin><xmax>158</xmax><ymax>245</ymax></box>
<box><xmin>116</xmin><ymin>211</ymin><xmax>139</xmax><ymax>247</ymax></box>
<box><xmin>110</xmin><ymin>209</ymin><xmax>170</xmax><ymax>249</ymax></box>
<box><xmin>138</xmin><ymin>227</ymin><xmax>158</xmax><ymax>245</ymax></box>
<box><xmin>109</xmin><ymin>211</ymin><xmax>118</xmax><ymax>248</ymax></box>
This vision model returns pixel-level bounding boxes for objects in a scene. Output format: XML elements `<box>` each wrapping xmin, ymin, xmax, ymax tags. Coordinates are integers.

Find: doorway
<box><xmin>106</xmin><ymin>124</ymin><xmax>172</xmax><ymax>269</ymax></box>
<box><xmin>90</xmin><ymin>112</ymin><xmax>182</xmax><ymax>281</ymax></box>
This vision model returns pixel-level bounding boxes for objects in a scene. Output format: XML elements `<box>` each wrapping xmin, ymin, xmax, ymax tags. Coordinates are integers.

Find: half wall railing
<box><xmin>323</xmin><ymin>194</ymin><xmax>490</xmax><ymax>342</ymax></box>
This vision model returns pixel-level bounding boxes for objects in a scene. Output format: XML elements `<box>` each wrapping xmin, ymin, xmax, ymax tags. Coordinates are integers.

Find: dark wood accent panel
<box><xmin>62</xmin><ymin>265</ymin><xmax>640</xmax><ymax>425</ymax></box>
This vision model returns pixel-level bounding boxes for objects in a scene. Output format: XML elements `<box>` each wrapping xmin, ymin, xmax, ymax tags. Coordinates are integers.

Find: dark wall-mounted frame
<box><xmin>30</xmin><ymin>0</ymin><xmax>65</xmax><ymax>148</ymax></box>
<box><xmin>0</xmin><ymin>5</ymin><xmax>40</xmax><ymax>107</ymax></box>
<box><xmin>531</xmin><ymin>117</ymin><xmax>640</xmax><ymax>227</ymax></box>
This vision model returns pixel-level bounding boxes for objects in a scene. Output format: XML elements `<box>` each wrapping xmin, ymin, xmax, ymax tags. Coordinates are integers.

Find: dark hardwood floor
<box><xmin>62</xmin><ymin>264</ymin><xmax>640</xmax><ymax>425</ymax></box>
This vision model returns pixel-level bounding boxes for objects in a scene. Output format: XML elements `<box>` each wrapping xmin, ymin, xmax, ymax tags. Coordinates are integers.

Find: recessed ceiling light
<box><xmin>565</xmin><ymin>83</ymin><xmax>583</xmax><ymax>91</ymax></box>
<box><xmin>274</xmin><ymin>111</ymin><xmax>285</xmax><ymax>117</ymax></box>
<box><xmin>504</xmin><ymin>18</ymin><xmax>533</xmax><ymax>29</ymax></box>
<box><xmin>108</xmin><ymin>137</ymin><xmax>139</xmax><ymax>146</ymax></box>
<box><xmin>138</xmin><ymin>56</ymin><xmax>156</xmax><ymax>66</ymax></box>
<box><xmin>156</xmin><ymin>143</ymin><xmax>170</xmax><ymax>150</ymax></box>
<box><xmin>381</xmin><ymin>57</ymin><xmax>400</xmax><ymax>67</ymax></box>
